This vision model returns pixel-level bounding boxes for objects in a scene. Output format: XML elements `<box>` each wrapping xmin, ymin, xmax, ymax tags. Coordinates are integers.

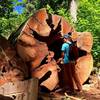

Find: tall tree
<box><xmin>68</xmin><ymin>0</ymin><xmax>78</xmax><ymax>22</ymax></box>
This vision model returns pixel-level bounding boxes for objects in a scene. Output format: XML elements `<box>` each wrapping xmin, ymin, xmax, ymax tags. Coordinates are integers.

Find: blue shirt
<box><xmin>61</xmin><ymin>42</ymin><xmax>71</xmax><ymax>64</ymax></box>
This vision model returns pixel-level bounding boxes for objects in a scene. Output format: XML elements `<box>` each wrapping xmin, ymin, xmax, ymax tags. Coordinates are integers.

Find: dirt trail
<box><xmin>69</xmin><ymin>75</ymin><xmax>100</xmax><ymax>100</ymax></box>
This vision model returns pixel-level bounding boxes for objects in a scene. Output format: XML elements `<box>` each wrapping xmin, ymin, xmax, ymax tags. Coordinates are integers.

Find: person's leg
<box><xmin>64</xmin><ymin>63</ymin><xmax>75</xmax><ymax>91</ymax></box>
<box><xmin>71</xmin><ymin>63</ymin><xmax>82</xmax><ymax>91</ymax></box>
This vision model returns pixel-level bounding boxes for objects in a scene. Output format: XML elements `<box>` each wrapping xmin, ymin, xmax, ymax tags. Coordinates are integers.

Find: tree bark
<box><xmin>0</xmin><ymin>36</ymin><xmax>29</xmax><ymax>86</ymax></box>
<box><xmin>68</xmin><ymin>0</ymin><xmax>78</xmax><ymax>22</ymax></box>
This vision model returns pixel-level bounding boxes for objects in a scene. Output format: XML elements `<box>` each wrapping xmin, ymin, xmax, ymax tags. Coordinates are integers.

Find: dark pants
<box><xmin>59</xmin><ymin>62</ymin><xmax>82</xmax><ymax>91</ymax></box>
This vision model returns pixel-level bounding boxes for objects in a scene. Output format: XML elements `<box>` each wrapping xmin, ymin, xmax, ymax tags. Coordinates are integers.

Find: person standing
<box><xmin>58</xmin><ymin>33</ymin><xmax>82</xmax><ymax>94</ymax></box>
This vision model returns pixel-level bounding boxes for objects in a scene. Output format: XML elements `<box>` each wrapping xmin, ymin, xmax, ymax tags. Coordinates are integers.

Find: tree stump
<box><xmin>0</xmin><ymin>78</ymin><xmax>38</xmax><ymax>100</ymax></box>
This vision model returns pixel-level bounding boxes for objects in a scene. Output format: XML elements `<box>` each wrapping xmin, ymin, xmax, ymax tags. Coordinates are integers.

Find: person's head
<box><xmin>62</xmin><ymin>34</ymin><xmax>72</xmax><ymax>43</ymax></box>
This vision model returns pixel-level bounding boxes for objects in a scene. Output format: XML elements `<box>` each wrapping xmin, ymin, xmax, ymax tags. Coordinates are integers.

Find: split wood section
<box><xmin>9</xmin><ymin>8</ymin><xmax>93</xmax><ymax>91</ymax></box>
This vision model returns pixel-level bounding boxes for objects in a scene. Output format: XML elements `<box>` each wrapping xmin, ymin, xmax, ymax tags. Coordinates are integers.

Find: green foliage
<box><xmin>22</xmin><ymin>0</ymin><xmax>40</xmax><ymax>16</ymax></box>
<box><xmin>46</xmin><ymin>4</ymin><xmax>54</xmax><ymax>14</ymax></box>
<box><xmin>75</xmin><ymin>0</ymin><xmax>100</xmax><ymax>67</ymax></box>
<box><xmin>0</xmin><ymin>13</ymin><xmax>27</xmax><ymax>38</ymax></box>
<box><xmin>36</xmin><ymin>0</ymin><xmax>68</xmax><ymax>12</ymax></box>
<box><xmin>0</xmin><ymin>0</ymin><xmax>13</xmax><ymax>18</ymax></box>
<box><xmin>0</xmin><ymin>0</ymin><xmax>27</xmax><ymax>38</ymax></box>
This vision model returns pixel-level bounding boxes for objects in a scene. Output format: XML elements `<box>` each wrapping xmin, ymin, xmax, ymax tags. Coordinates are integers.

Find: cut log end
<box><xmin>8</xmin><ymin>8</ymin><xmax>93</xmax><ymax>91</ymax></box>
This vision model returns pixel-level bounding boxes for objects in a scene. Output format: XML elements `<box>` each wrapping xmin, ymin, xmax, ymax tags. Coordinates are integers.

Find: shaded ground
<box><xmin>64</xmin><ymin>74</ymin><xmax>100</xmax><ymax>100</ymax></box>
<box><xmin>39</xmin><ymin>74</ymin><xmax>100</xmax><ymax>100</ymax></box>
<box><xmin>72</xmin><ymin>75</ymin><xmax>100</xmax><ymax>100</ymax></box>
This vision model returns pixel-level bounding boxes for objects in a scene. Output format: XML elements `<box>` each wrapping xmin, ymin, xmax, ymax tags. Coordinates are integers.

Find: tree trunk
<box><xmin>68</xmin><ymin>0</ymin><xmax>78</xmax><ymax>22</ymax></box>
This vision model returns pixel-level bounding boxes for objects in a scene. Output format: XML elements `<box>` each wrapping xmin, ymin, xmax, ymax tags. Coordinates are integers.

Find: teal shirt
<box><xmin>61</xmin><ymin>42</ymin><xmax>71</xmax><ymax>64</ymax></box>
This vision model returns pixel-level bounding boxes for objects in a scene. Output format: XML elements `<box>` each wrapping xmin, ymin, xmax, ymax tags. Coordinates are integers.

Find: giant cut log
<box><xmin>32</xmin><ymin>59</ymin><xmax>59</xmax><ymax>91</ymax></box>
<box><xmin>0</xmin><ymin>36</ymin><xmax>29</xmax><ymax>86</ymax></box>
<box><xmin>9</xmin><ymin>8</ymin><xmax>93</xmax><ymax>91</ymax></box>
<box><xmin>70</xmin><ymin>32</ymin><xmax>93</xmax><ymax>53</ymax></box>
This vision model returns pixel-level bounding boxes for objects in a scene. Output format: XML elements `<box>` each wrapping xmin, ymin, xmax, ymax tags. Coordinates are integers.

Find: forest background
<box><xmin>0</xmin><ymin>0</ymin><xmax>100</xmax><ymax>73</ymax></box>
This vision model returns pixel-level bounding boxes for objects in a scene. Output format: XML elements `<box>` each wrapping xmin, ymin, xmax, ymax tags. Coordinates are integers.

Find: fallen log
<box><xmin>9</xmin><ymin>8</ymin><xmax>93</xmax><ymax>91</ymax></box>
<box><xmin>32</xmin><ymin>59</ymin><xmax>59</xmax><ymax>91</ymax></box>
<box><xmin>71</xmin><ymin>32</ymin><xmax>93</xmax><ymax>53</ymax></box>
<box><xmin>76</xmin><ymin>32</ymin><xmax>93</xmax><ymax>53</ymax></box>
<box><xmin>0</xmin><ymin>36</ymin><xmax>29</xmax><ymax>86</ymax></box>
<box><xmin>16</xmin><ymin>32</ymin><xmax>49</xmax><ymax>67</ymax></box>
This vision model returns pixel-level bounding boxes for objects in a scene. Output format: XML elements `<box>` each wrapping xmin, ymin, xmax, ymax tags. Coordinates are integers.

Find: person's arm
<box><xmin>57</xmin><ymin>43</ymin><xmax>66</xmax><ymax>64</ymax></box>
<box><xmin>57</xmin><ymin>51</ymin><xmax>64</xmax><ymax>64</ymax></box>
<box><xmin>61</xmin><ymin>51</ymin><xmax>64</xmax><ymax>59</ymax></box>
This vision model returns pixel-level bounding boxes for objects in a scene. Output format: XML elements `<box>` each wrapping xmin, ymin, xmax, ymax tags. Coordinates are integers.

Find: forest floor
<box><xmin>41</xmin><ymin>74</ymin><xmax>100</xmax><ymax>100</ymax></box>
<box><xmin>61</xmin><ymin>74</ymin><xmax>100</xmax><ymax>100</ymax></box>
<box><xmin>71</xmin><ymin>74</ymin><xmax>100</xmax><ymax>100</ymax></box>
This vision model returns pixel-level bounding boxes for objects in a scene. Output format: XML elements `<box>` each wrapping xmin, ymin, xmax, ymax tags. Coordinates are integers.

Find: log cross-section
<box><xmin>9</xmin><ymin>8</ymin><xmax>93</xmax><ymax>91</ymax></box>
